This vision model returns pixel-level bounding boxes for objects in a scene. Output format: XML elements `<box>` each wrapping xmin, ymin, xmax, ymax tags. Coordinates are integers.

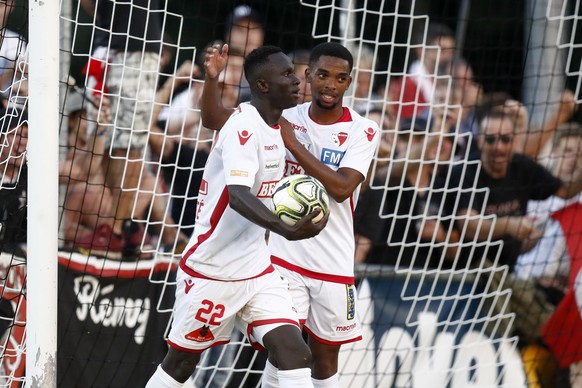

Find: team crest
<box><xmin>332</xmin><ymin>132</ymin><xmax>348</xmax><ymax>147</ymax></box>
<box><xmin>185</xmin><ymin>325</ymin><xmax>215</xmax><ymax>342</ymax></box>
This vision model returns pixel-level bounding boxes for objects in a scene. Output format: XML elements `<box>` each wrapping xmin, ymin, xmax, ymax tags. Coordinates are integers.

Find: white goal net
<box><xmin>0</xmin><ymin>0</ymin><xmax>581</xmax><ymax>387</ymax></box>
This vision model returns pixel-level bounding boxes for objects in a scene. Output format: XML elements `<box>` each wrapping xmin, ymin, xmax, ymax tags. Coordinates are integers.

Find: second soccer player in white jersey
<box><xmin>147</xmin><ymin>46</ymin><xmax>329</xmax><ymax>388</ymax></box>
<box><xmin>202</xmin><ymin>42</ymin><xmax>380</xmax><ymax>388</ymax></box>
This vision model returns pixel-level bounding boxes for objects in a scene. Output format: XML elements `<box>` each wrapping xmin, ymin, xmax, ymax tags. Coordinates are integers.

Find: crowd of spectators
<box><xmin>1</xmin><ymin>2</ymin><xmax>582</xmax><ymax>386</ymax></box>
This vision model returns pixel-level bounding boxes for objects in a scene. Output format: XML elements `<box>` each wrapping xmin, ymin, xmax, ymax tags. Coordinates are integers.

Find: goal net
<box><xmin>0</xmin><ymin>0</ymin><xmax>581</xmax><ymax>386</ymax></box>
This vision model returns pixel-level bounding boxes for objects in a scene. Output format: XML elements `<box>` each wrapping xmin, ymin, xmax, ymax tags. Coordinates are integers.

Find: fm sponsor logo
<box><xmin>321</xmin><ymin>148</ymin><xmax>345</xmax><ymax>167</ymax></box>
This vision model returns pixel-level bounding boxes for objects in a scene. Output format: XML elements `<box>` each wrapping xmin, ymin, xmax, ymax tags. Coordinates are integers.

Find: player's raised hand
<box><xmin>204</xmin><ymin>43</ymin><xmax>229</xmax><ymax>79</ymax></box>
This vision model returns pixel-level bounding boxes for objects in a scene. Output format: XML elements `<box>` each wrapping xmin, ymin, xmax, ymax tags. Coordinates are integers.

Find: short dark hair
<box><xmin>414</xmin><ymin>22</ymin><xmax>455</xmax><ymax>45</ymax></box>
<box><xmin>478</xmin><ymin>109</ymin><xmax>515</xmax><ymax>134</ymax></box>
<box><xmin>554</xmin><ymin>122</ymin><xmax>582</xmax><ymax>144</ymax></box>
<box><xmin>309</xmin><ymin>42</ymin><xmax>353</xmax><ymax>73</ymax></box>
<box><xmin>244</xmin><ymin>45</ymin><xmax>284</xmax><ymax>85</ymax></box>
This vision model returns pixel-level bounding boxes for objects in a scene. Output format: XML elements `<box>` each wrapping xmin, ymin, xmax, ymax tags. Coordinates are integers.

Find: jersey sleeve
<box><xmin>339</xmin><ymin>120</ymin><xmax>381</xmax><ymax>177</ymax></box>
<box><xmin>221</xmin><ymin>115</ymin><xmax>260</xmax><ymax>188</ymax></box>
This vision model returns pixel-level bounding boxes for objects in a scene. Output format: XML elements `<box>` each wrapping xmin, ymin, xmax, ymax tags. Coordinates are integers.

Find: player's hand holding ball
<box><xmin>272</xmin><ymin>175</ymin><xmax>330</xmax><ymax>240</ymax></box>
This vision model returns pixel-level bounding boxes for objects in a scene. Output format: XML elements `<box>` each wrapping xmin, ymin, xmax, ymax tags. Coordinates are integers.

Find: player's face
<box><xmin>307</xmin><ymin>55</ymin><xmax>352</xmax><ymax>110</ymax></box>
<box><xmin>478</xmin><ymin>117</ymin><xmax>514</xmax><ymax>178</ymax></box>
<box><xmin>264</xmin><ymin>52</ymin><xmax>301</xmax><ymax>110</ymax></box>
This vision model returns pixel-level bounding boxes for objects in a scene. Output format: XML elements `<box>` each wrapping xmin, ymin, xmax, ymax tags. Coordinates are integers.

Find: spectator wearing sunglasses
<box><xmin>447</xmin><ymin>109</ymin><xmax>582</xmax><ymax>271</ymax></box>
<box><xmin>444</xmin><ymin>109</ymin><xmax>582</xmax><ymax>345</ymax></box>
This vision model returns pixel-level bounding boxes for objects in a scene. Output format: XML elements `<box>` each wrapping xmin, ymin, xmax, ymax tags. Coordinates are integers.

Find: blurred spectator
<box><xmin>447</xmin><ymin>109</ymin><xmax>582</xmax><ymax>342</ymax></box>
<box><xmin>409</xmin><ymin>22</ymin><xmax>456</xmax><ymax>104</ymax></box>
<box><xmin>224</xmin><ymin>4</ymin><xmax>264</xmax><ymax>57</ymax></box>
<box><xmin>288</xmin><ymin>48</ymin><xmax>312</xmax><ymax>103</ymax></box>
<box><xmin>351</xmin><ymin>44</ymin><xmax>381</xmax><ymax>114</ymax></box>
<box><xmin>515</xmin><ymin>123</ymin><xmax>582</xmax><ymax>388</ymax></box>
<box><xmin>60</xmin><ymin>90</ymin><xmax>114</xmax><ymax>251</ymax></box>
<box><xmin>223</xmin><ymin>5</ymin><xmax>264</xmax><ymax>103</ymax></box>
<box><xmin>385</xmin><ymin>22</ymin><xmax>456</xmax><ymax>120</ymax></box>
<box><xmin>450</xmin><ymin>109</ymin><xmax>582</xmax><ymax>270</ymax></box>
<box><xmin>150</xmin><ymin>45</ymin><xmax>247</xmax><ymax>238</ymax></box>
<box><xmin>514</xmin><ymin>123</ymin><xmax>582</xmax><ymax>288</ymax></box>
<box><xmin>80</xmin><ymin>0</ymin><xmax>163</xmax><ymax>254</ymax></box>
<box><xmin>0</xmin><ymin>0</ymin><xmax>27</xmax><ymax>102</ymax></box>
<box><xmin>0</xmin><ymin>107</ymin><xmax>27</xmax><ymax>256</ymax></box>
<box><xmin>360</xmin><ymin>106</ymin><xmax>396</xmax><ymax>192</ymax></box>
<box><xmin>475</xmin><ymin>89</ymin><xmax>577</xmax><ymax>161</ymax></box>
<box><xmin>157</xmin><ymin>59</ymin><xmax>204</xmax><ymax>145</ymax></box>
<box><xmin>60</xmin><ymin>89</ymin><xmax>186</xmax><ymax>258</ymax></box>
<box><xmin>431</xmin><ymin>58</ymin><xmax>482</xmax><ymax>160</ymax></box>
<box><xmin>355</xmin><ymin>115</ymin><xmax>458</xmax><ymax>268</ymax></box>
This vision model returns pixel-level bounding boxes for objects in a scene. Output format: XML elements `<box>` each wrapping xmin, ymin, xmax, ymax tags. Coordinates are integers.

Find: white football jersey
<box><xmin>269</xmin><ymin>103</ymin><xmax>380</xmax><ymax>282</ymax></box>
<box><xmin>180</xmin><ymin>103</ymin><xmax>286</xmax><ymax>280</ymax></box>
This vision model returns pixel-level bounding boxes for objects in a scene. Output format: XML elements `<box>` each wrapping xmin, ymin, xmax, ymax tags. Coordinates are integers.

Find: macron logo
<box><xmin>184</xmin><ymin>279</ymin><xmax>195</xmax><ymax>294</ymax></box>
<box><xmin>238</xmin><ymin>130</ymin><xmax>253</xmax><ymax>145</ymax></box>
<box><xmin>365</xmin><ymin>127</ymin><xmax>376</xmax><ymax>142</ymax></box>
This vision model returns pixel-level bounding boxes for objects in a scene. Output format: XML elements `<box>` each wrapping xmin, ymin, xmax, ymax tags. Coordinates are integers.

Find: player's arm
<box><xmin>200</xmin><ymin>43</ymin><xmax>234</xmax><ymax>130</ymax></box>
<box><xmin>227</xmin><ymin>185</ymin><xmax>329</xmax><ymax>241</ymax></box>
<box><xmin>279</xmin><ymin>117</ymin><xmax>364</xmax><ymax>203</ymax></box>
<box><xmin>79</xmin><ymin>0</ymin><xmax>95</xmax><ymax>16</ymax></box>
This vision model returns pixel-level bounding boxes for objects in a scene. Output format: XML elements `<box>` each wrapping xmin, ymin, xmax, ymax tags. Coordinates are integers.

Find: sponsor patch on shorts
<box><xmin>346</xmin><ymin>284</ymin><xmax>355</xmax><ymax>320</ymax></box>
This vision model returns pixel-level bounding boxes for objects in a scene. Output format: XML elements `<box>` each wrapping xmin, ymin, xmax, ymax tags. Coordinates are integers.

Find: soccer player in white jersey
<box><xmin>146</xmin><ymin>46</ymin><xmax>329</xmax><ymax>388</ymax></box>
<box><xmin>202</xmin><ymin>42</ymin><xmax>380</xmax><ymax>388</ymax></box>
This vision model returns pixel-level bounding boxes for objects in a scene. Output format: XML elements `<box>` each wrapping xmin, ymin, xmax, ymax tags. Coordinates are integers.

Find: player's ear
<box><xmin>256</xmin><ymin>78</ymin><xmax>268</xmax><ymax>93</ymax></box>
<box><xmin>305</xmin><ymin>68</ymin><xmax>312</xmax><ymax>83</ymax></box>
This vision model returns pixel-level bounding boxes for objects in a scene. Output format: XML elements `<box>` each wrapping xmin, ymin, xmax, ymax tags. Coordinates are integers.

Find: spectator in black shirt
<box><xmin>355</xmin><ymin>115</ymin><xmax>459</xmax><ymax>269</ymax></box>
<box><xmin>449</xmin><ymin>110</ymin><xmax>582</xmax><ymax>270</ymax></box>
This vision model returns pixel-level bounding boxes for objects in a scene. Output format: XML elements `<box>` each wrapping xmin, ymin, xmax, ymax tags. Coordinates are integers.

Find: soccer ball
<box><xmin>272</xmin><ymin>174</ymin><xmax>329</xmax><ymax>226</ymax></box>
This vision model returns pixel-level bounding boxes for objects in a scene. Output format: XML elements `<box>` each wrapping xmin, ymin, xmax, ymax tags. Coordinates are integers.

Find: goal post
<box><xmin>27</xmin><ymin>0</ymin><xmax>59</xmax><ymax>386</ymax></box>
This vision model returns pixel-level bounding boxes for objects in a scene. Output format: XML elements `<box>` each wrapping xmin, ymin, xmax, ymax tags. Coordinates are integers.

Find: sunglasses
<box><xmin>484</xmin><ymin>134</ymin><xmax>512</xmax><ymax>145</ymax></box>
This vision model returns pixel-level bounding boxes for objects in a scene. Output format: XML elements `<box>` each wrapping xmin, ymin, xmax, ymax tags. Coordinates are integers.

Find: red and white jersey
<box><xmin>180</xmin><ymin>103</ymin><xmax>286</xmax><ymax>281</ymax></box>
<box><xmin>269</xmin><ymin>103</ymin><xmax>380</xmax><ymax>282</ymax></box>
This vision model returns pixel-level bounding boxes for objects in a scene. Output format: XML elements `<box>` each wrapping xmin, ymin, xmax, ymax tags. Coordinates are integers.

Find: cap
<box><xmin>399</xmin><ymin>117</ymin><xmax>429</xmax><ymax>133</ymax></box>
<box><xmin>226</xmin><ymin>5</ymin><xmax>262</xmax><ymax>31</ymax></box>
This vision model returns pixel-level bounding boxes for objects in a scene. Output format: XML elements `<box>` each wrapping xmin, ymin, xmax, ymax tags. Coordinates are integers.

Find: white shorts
<box><xmin>168</xmin><ymin>268</ymin><xmax>300</xmax><ymax>353</ymax></box>
<box><xmin>277</xmin><ymin>266</ymin><xmax>363</xmax><ymax>345</ymax></box>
